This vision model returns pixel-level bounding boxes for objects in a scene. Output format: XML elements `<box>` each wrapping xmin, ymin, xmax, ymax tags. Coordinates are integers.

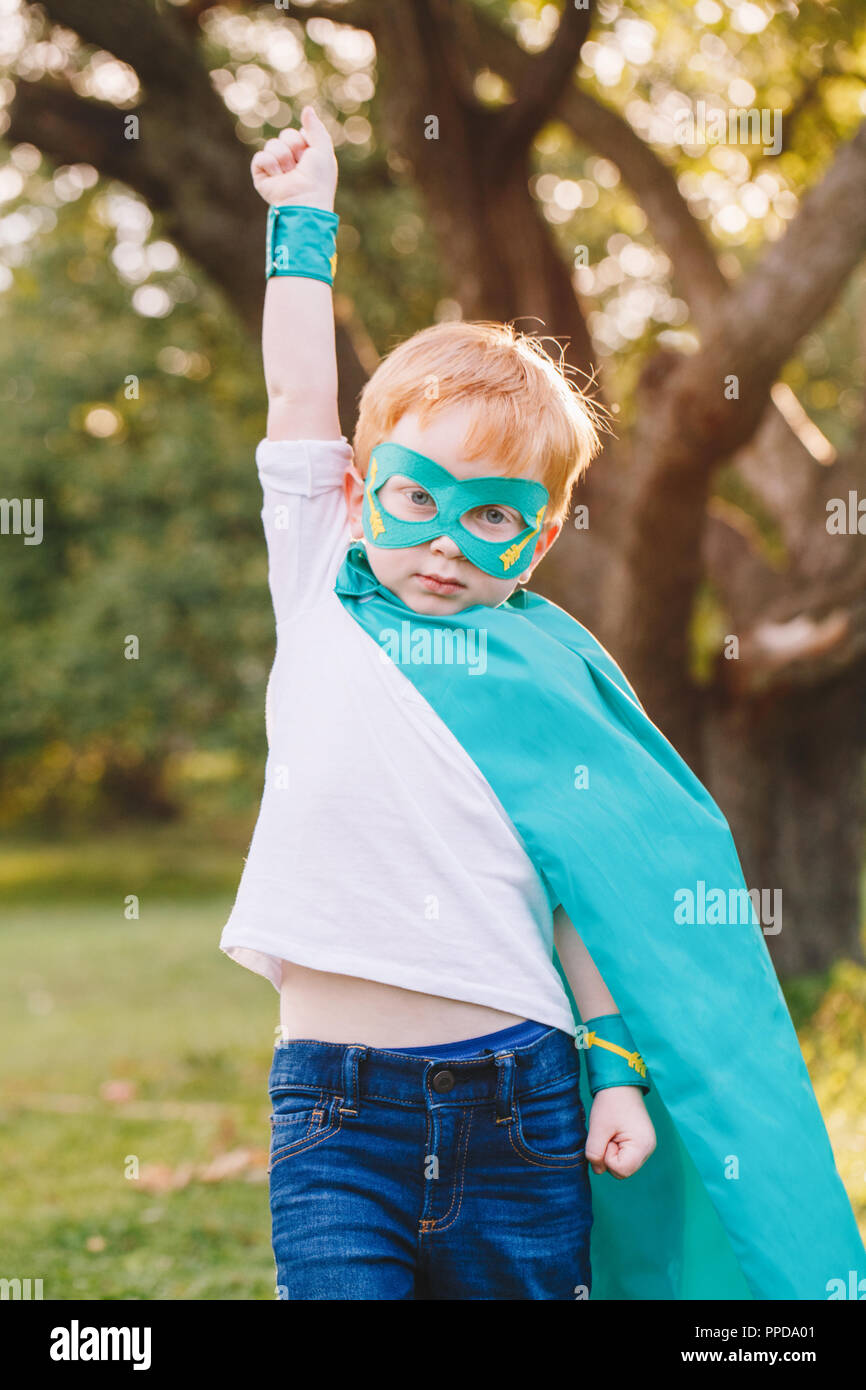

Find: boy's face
<box><xmin>343</xmin><ymin>404</ymin><xmax>561</xmax><ymax>614</ymax></box>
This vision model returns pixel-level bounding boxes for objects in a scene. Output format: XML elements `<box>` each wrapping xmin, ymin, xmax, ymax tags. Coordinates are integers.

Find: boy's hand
<box><xmin>585</xmin><ymin>1086</ymin><xmax>656</xmax><ymax>1179</ymax></box>
<box><xmin>251</xmin><ymin>105</ymin><xmax>338</xmax><ymax>212</ymax></box>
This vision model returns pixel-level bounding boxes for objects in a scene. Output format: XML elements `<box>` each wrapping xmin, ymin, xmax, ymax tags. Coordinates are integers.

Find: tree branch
<box><xmin>619</xmin><ymin>119</ymin><xmax>866</xmax><ymax>523</ymax></box>
<box><xmin>8</xmin><ymin>79</ymin><xmax>172</xmax><ymax>210</ymax></box>
<box><xmin>243</xmin><ymin>0</ymin><xmax>377</xmax><ymax>32</ymax></box>
<box><xmin>464</xmin><ymin>0</ymin><xmax>723</xmax><ymax>322</ymax></box>
<box><xmin>705</xmin><ymin>122</ymin><xmax>866</xmax><ymax>405</ymax></box>
<box><xmin>8</xmin><ymin>45</ymin><xmax>374</xmax><ymax>434</ymax></box>
<box><xmin>26</xmin><ymin>0</ymin><xmax>208</xmax><ymax>90</ymax></box>
<box><xmin>610</xmin><ymin>118</ymin><xmax>866</xmax><ymax>721</ymax></box>
<box><xmin>489</xmin><ymin>1</ymin><xmax>593</xmax><ymax>163</ymax></box>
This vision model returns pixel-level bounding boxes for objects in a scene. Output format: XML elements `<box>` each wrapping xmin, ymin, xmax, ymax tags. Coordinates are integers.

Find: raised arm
<box><xmin>251</xmin><ymin>106</ymin><xmax>341</xmax><ymax>441</ymax></box>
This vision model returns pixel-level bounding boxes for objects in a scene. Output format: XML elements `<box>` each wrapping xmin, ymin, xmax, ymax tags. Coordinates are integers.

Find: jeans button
<box><xmin>431</xmin><ymin>1067</ymin><xmax>455</xmax><ymax>1093</ymax></box>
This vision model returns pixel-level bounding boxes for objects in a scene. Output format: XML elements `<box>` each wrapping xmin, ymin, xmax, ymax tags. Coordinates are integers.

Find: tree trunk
<box><xmin>704</xmin><ymin>663</ymin><xmax>866</xmax><ymax>974</ymax></box>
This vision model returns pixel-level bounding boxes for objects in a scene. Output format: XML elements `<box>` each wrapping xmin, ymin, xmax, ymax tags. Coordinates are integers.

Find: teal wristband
<box><xmin>266</xmin><ymin>204</ymin><xmax>339</xmax><ymax>284</ymax></box>
<box><xmin>578</xmin><ymin>1013</ymin><xmax>650</xmax><ymax>1097</ymax></box>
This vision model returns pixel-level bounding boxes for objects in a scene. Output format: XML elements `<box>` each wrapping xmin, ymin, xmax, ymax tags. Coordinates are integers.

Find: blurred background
<box><xmin>1</xmin><ymin>0</ymin><xmax>864</xmax><ymax>1298</ymax></box>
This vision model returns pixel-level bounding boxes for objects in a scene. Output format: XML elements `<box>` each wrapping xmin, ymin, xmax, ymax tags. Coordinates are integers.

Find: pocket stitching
<box><xmin>510</xmin><ymin>1079</ymin><xmax>587</xmax><ymax>1168</ymax></box>
<box><xmin>269</xmin><ymin>1088</ymin><xmax>326</xmax><ymax>1154</ymax></box>
<box><xmin>268</xmin><ymin>1105</ymin><xmax>343</xmax><ymax>1171</ymax></box>
<box><xmin>508</xmin><ymin>1122</ymin><xmax>586</xmax><ymax>1168</ymax></box>
<box><xmin>270</xmin><ymin>1108</ymin><xmax>320</xmax><ymax>1143</ymax></box>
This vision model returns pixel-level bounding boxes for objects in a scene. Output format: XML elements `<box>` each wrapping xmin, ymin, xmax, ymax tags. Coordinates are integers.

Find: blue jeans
<box><xmin>267</xmin><ymin>1022</ymin><xmax>593</xmax><ymax>1300</ymax></box>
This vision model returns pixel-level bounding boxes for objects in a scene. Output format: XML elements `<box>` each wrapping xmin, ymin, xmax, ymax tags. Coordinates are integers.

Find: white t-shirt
<box><xmin>218</xmin><ymin>437</ymin><xmax>576</xmax><ymax>1035</ymax></box>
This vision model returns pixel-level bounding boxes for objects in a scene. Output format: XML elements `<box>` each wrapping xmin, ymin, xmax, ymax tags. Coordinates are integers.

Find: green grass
<box><xmin>1</xmin><ymin>830</ymin><xmax>864</xmax><ymax>1298</ymax></box>
<box><xmin>0</xmin><ymin>825</ymin><xmax>281</xmax><ymax>1299</ymax></box>
<box><xmin>0</xmin><ymin>819</ymin><xmax>252</xmax><ymax>905</ymax></box>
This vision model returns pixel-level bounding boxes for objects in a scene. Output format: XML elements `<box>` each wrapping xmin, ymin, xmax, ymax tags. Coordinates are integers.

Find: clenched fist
<box><xmin>585</xmin><ymin>1085</ymin><xmax>657</xmax><ymax>1179</ymax></box>
<box><xmin>251</xmin><ymin>105</ymin><xmax>338</xmax><ymax>212</ymax></box>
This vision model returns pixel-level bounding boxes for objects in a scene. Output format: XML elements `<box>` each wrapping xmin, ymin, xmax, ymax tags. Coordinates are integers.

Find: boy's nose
<box><xmin>429</xmin><ymin>533</ymin><xmax>462</xmax><ymax>559</ymax></box>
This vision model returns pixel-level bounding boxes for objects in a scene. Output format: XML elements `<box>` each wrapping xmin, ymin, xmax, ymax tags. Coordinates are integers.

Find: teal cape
<box><xmin>335</xmin><ymin>543</ymin><xmax>864</xmax><ymax>1300</ymax></box>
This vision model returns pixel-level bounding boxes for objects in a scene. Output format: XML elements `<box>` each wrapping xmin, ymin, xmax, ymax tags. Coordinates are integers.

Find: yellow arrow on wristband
<box><xmin>585</xmin><ymin>1031</ymin><xmax>647</xmax><ymax>1078</ymax></box>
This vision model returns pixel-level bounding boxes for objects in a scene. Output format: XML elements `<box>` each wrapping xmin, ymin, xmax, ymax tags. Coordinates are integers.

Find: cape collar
<box><xmin>333</xmin><ymin>542</ymin><xmax>531</xmax><ymax>613</ymax></box>
<box><xmin>333</xmin><ymin>543</ymin><xmax>385</xmax><ymax>601</ymax></box>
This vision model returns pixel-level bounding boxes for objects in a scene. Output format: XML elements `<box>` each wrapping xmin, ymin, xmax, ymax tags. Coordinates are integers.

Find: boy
<box><xmin>221</xmin><ymin>107</ymin><xmax>865</xmax><ymax>1300</ymax></box>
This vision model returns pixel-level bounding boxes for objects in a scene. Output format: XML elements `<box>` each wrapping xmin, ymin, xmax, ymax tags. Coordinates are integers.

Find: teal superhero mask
<box><xmin>334</xmin><ymin>542</ymin><xmax>865</xmax><ymax>1300</ymax></box>
<box><xmin>361</xmin><ymin>441</ymin><xmax>549</xmax><ymax>577</ymax></box>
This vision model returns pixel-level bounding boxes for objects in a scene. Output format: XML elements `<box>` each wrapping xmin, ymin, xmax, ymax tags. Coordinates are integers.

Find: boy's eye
<box><xmin>377</xmin><ymin>476</ymin><xmax>438</xmax><ymax>519</ymax></box>
<box><xmin>462</xmin><ymin>504</ymin><xmax>523</xmax><ymax>538</ymax></box>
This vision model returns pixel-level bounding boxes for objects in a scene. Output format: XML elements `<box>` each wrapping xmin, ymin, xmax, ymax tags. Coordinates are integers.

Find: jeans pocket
<box><xmin>268</xmin><ymin>1086</ymin><xmax>342</xmax><ymax>1171</ymax></box>
<box><xmin>511</xmin><ymin>1071</ymin><xmax>587</xmax><ymax>1168</ymax></box>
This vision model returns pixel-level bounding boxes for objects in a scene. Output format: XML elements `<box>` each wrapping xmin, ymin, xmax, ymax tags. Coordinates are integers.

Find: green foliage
<box><xmin>0</xmin><ymin>188</ymin><xmax>273</xmax><ymax>824</ymax></box>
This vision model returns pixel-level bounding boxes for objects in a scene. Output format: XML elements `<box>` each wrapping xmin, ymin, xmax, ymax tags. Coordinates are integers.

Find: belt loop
<box><xmin>493</xmin><ymin>1051</ymin><xmax>515</xmax><ymax>1123</ymax></box>
<box><xmin>339</xmin><ymin>1044</ymin><xmax>367</xmax><ymax>1116</ymax></box>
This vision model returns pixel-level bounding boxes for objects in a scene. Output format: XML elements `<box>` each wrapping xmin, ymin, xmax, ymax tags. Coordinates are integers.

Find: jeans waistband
<box><xmin>394</xmin><ymin>1017</ymin><xmax>551</xmax><ymax>1059</ymax></box>
<box><xmin>269</xmin><ymin>1024</ymin><xmax>580</xmax><ymax>1113</ymax></box>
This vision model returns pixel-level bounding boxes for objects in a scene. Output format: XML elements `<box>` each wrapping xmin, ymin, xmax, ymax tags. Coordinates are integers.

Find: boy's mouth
<box><xmin>414</xmin><ymin>571</ymin><xmax>466</xmax><ymax>596</ymax></box>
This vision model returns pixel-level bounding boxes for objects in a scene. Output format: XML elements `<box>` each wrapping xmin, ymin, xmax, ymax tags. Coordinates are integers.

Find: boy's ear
<box><xmin>520</xmin><ymin>518</ymin><xmax>562</xmax><ymax>581</ymax></box>
<box><xmin>343</xmin><ymin>462</ymin><xmax>365</xmax><ymax>533</ymax></box>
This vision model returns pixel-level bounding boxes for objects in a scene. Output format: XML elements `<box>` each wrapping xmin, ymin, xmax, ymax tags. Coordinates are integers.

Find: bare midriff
<box><xmin>279</xmin><ymin>958</ymin><xmax>526</xmax><ymax>1048</ymax></box>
